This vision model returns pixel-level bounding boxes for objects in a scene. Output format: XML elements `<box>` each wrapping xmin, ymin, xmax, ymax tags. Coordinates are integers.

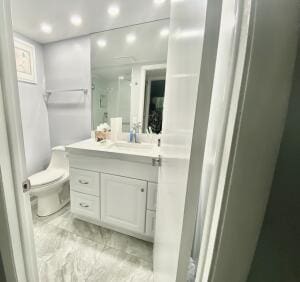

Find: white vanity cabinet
<box><xmin>66</xmin><ymin>140</ymin><xmax>159</xmax><ymax>242</ymax></box>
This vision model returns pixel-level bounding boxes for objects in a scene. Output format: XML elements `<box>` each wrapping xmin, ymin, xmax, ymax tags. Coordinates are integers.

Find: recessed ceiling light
<box><xmin>97</xmin><ymin>39</ymin><xmax>107</xmax><ymax>48</ymax></box>
<box><xmin>154</xmin><ymin>0</ymin><xmax>166</xmax><ymax>5</ymax></box>
<box><xmin>126</xmin><ymin>34</ymin><xmax>136</xmax><ymax>44</ymax></box>
<box><xmin>118</xmin><ymin>76</ymin><xmax>125</xmax><ymax>80</ymax></box>
<box><xmin>160</xmin><ymin>28</ymin><xmax>169</xmax><ymax>37</ymax></box>
<box><xmin>70</xmin><ymin>15</ymin><xmax>82</xmax><ymax>26</ymax></box>
<box><xmin>40</xmin><ymin>23</ymin><xmax>52</xmax><ymax>34</ymax></box>
<box><xmin>108</xmin><ymin>5</ymin><xmax>120</xmax><ymax>17</ymax></box>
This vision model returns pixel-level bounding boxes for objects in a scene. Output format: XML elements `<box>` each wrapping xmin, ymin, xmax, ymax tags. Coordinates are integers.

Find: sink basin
<box><xmin>109</xmin><ymin>142</ymin><xmax>155</xmax><ymax>154</ymax></box>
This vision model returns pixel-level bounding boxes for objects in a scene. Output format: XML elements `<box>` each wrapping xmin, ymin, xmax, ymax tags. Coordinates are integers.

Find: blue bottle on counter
<box><xmin>129</xmin><ymin>129</ymin><xmax>134</xmax><ymax>143</ymax></box>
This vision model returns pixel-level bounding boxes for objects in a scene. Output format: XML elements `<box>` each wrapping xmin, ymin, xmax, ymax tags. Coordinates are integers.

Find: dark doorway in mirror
<box><xmin>146</xmin><ymin>80</ymin><xmax>165</xmax><ymax>134</ymax></box>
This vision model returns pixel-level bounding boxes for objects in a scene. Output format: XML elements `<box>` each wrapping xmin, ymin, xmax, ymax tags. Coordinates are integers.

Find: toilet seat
<box><xmin>29</xmin><ymin>168</ymin><xmax>65</xmax><ymax>187</ymax></box>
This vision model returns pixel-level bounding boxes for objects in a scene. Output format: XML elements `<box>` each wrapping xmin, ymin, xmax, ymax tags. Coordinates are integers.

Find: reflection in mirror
<box><xmin>91</xmin><ymin>19</ymin><xmax>169</xmax><ymax>133</ymax></box>
<box><xmin>143</xmin><ymin>66</ymin><xmax>166</xmax><ymax>134</ymax></box>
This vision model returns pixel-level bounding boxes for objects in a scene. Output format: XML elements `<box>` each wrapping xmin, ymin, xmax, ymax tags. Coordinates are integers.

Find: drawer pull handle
<box><xmin>79</xmin><ymin>202</ymin><xmax>89</xmax><ymax>208</ymax></box>
<box><xmin>79</xmin><ymin>179</ymin><xmax>89</xmax><ymax>185</ymax></box>
<box><xmin>141</xmin><ymin>188</ymin><xmax>144</xmax><ymax>192</ymax></box>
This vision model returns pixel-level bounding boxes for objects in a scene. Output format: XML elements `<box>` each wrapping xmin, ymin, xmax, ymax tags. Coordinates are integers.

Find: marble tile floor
<box><xmin>32</xmin><ymin>204</ymin><xmax>154</xmax><ymax>282</ymax></box>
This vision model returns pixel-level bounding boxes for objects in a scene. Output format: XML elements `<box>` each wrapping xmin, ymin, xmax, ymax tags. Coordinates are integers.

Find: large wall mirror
<box><xmin>91</xmin><ymin>19</ymin><xmax>169</xmax><ymax>133</ymax></box>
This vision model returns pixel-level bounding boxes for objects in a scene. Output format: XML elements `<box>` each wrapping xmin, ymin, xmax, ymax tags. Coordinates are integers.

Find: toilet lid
<box><xmin>29</xmin><ymin>169</ymin><xmax>65</xmax><ymax>187</ymax></box>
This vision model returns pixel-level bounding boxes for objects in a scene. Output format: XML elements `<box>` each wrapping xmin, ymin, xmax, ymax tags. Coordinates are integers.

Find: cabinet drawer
<box><xmin>71</xmin><ymin>191</ymin><xmax>100</xmax><ymax>221</ymax></box>
<box><xmin>70</xmin><ymin>168</ymin><xmax>100</xmax><ymax>196</ymax></box>
<box><xmin>146</xmin><ymin>210</ymin><xmax>156</xmax><ymax>237</ymax></box>
<box><xmin>147</xmin><ymin>182</ymin><xmax>158</xmax><ymax>211</ymax></box>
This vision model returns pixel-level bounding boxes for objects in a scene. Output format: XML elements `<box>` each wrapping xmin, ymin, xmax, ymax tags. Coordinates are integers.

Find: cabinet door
<box><xmin>101</xmin><ymin>174</ymin><xmax>147</xmax><ymax>234</ymax></box>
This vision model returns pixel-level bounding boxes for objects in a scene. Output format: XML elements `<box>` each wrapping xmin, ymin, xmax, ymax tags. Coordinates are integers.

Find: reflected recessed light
<box><xmin>126</xmin><ymin>33</ymin><xmax>136</xmax><ymax>44</ymax></box>
<box><xmin>97</xmin><ymin>39</ymin><xmax>107</xmax><ymax>48</ymax></box>
<box><xmin>154</xmin><ymin>0</ymin><xmax>166</xmax><ymax>5</ymax></box>
<box><xmin>40</xmin><ymin>23</ymin><xmax>52</xmax><ymax>34</ymax></box>
<box><xmin>174</xmin><ymin>29</ymin><xmax>204</xmax><ymax>39</ymax></box>
<box><xmin>108</xmin><ymin>5</ymin><xmax>120</xmax><ymax>17</ymax></box>
<box><xmin>118</xmin><ymin>76</ymin><xmax>125</xmax><ymax>80</ymax></box>
<box><xmin>70</xmin><ymin>15</ymin><xmax>82</xmax><ymax>26</ymax></box>
<box><xmin>160</xmin><ymin>28</ymin><xmax>169</xmax><ymax>37</ymax></box>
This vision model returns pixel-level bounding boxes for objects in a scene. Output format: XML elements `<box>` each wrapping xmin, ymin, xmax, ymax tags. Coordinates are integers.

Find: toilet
<box><xmin>29</xmin><ymin>146</ymin><xmax>70</xmax><ymax>217</ymax></box>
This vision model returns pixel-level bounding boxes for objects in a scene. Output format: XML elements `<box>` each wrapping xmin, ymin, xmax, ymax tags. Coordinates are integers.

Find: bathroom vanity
<box><xmin>66</xmin><ymin>139</ymin><xmax>159</xmax><ymax>242</ymax></box>
<box><xmin>65</xmin><ymin>19</ymin><xmax>167</xmax><ymax>244</ymax></box>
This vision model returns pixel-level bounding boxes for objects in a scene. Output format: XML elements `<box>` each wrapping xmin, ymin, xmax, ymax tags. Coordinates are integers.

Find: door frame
<box><xmin>195</xmin><ymin>0</ymin><xmax>253</xmax><ymax>279</ymax></box>
<box><xmin>196</xmin><ymin>0</ymin><xmax>299</xmax><ymax>281</ymax></box>
<box><xmin>0</xmin><ymin>0</ymin><xmax>39</xmax><ymax>281</ymax></box>
<box><xmin>0</xmin><ymin>86</ymin><xmax>26</xmax><ymax>282</ymax></box>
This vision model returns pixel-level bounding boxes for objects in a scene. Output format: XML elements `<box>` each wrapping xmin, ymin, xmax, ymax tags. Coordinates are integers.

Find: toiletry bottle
<box><xmin>129</xmin><ymin>129</ymin><xmax>134</xmax><ymax>143</ymax></box>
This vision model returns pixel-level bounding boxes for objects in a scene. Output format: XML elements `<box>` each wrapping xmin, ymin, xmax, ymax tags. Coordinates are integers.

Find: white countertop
<box><xmin>66</xmin><ymin>139</ymin><xmax>160</xmax><ymax>163</ymax></box>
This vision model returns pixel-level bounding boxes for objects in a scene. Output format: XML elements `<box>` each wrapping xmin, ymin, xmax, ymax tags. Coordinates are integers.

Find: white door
<box><xmin>0</xmin><ymin>0</ymin><xmax>38</xmax><ymax>281</ymax></box>
<box><xmin>198</xmin><ymin>0</ymin><xmax>299</xmax><ymax>281</ymax></box>
<box><xmin>101</xmin><ymin>174</ymin><xmax>147</xmax><ymax>233</ymax></box>
<box><xmin>153</xmin><ymin>0</ymin><xmax>225</xmax><ymax>281</ymax></box>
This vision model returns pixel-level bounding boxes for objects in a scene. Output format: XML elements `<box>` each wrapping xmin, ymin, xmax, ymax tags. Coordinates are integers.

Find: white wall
<box><xmin>192</xmin><ymin>0</ymin><xmax>240</xmax><ymax>262</ymax></box>
<box><xmin>14</xmin><ymin>33</ymin><xmax>51</xmax><ymax>176</ymax></box>
<box><xmin>248</xmin><ymin>32</ymin><xmax>300</xmax><ymax>282</ymax></box>
<box><xmin>43</xmin><ymin>36</ymin><xmax>91</xmax><ymax>147</ymax></box>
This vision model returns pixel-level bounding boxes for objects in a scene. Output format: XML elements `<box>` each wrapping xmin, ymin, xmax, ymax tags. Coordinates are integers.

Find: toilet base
<box><xmin>36</xmin><ymin>183</ymin><xmax>70</xmax><ymax>217</ymax></box>
<box><xmin>37</xmin><ymin>195</ymin><xmax>69</xmax><ymax>217</ymax></box>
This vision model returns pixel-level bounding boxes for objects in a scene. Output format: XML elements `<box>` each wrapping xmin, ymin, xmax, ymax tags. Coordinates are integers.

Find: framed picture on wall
<box><xmin>14</xmin><ymin>38</ymin><xmax>37</xmax><ymax>84</ymax></box>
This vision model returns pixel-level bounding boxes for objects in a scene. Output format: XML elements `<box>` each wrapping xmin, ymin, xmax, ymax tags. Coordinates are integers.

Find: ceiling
<box><xmin>10</xmin><ymin>0</ymin><xmax>170</xmax><ymax>44</ymax></box>
<box><xmin>91</xmin><ymin>19</ymin><xmax>169</xmax><ymax>73</ymax></box>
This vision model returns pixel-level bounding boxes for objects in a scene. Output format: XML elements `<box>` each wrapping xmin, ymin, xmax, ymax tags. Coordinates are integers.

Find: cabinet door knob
<box><xmin>79</xmin><ymin>179</ymin><xmax>89</xmax><ymax>185</ymax></box>
<box><xmin>141</xmin><ymin>188</ymin><xmax>144</xmax><ymax>192</ymax></box>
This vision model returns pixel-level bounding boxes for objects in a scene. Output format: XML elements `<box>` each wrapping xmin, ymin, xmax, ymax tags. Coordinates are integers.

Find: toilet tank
<box><xmin>48</xmin><ymin>146</ymin><xmax>69</xmax><ymax>170</ymax></box>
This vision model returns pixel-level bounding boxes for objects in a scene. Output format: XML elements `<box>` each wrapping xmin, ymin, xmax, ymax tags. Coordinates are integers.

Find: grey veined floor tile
<box><xmin>32</xmin><ymin>204</ymin><xmax>154</xmax><ymax>282</ymax></box>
